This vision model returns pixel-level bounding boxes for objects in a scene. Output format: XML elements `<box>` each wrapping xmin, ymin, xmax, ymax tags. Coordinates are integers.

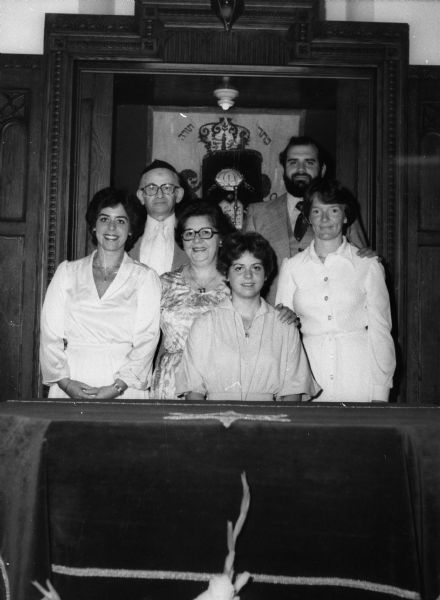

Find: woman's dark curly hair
<box><xmin>86</xmin><ymin>187</ymin><xmax>146</xmax><ymax>251</ymax></box>
<box><xmin>175</xmin><ymin>201</ymin><xmax>236</xmax><ymax>249</ymax></box>
<box><xmin>302</xmin><ymin>178</ymin><xmax>358</xmax><ymax>227</ymax></box>
<box><xmin>218</xmin><ymin>231</ymin><xmax>276</xmax><ymax>282</ymax></box>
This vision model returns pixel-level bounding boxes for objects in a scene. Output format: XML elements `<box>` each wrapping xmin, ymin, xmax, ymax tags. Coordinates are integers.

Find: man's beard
<box><xmin>283</xmin><ymin>173</ymin><xmax>313</xmax><ymax>197</ymax></box>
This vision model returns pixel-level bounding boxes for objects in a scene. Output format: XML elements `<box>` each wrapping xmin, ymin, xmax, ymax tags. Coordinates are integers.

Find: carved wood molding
<box><xmin>409</xmin><ymin>65</ymin><xmax>440</xmax><ymax>80</ymax></box>
<box><xmin>0</xmin><ymin>55</ymin><xmax>42</xmax><ymax>70</ymax></box>
<box><xmin>46</xmin><ymin>50</ymin><xmax>63</xmax><ymax>279</ymax></box>
<box><xmin>0</xmin><ymin>91</ymin><xmax>27</xmax><ymax>126</ymax></box>
<box><xmin>43</xmin><ymin>9</ymin><xmax>407</xmax><ymax>285</ymax></box>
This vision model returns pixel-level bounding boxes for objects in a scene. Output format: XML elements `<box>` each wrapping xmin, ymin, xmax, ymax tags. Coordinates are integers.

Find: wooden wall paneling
<box><xmin>70</xmin><ymin>71</ymin><xmax>114</xmax><ymax>259</ymax></box>
<box><xmin>419</xmin><ymin>248</ymin><xmax>440</xmax><ymax>400</ymax></box>
<box><xmin>0</xmin><ymin>237</ymin><xmax>24</xmax><ymax>399</ymax></box>
<box><xmin>420</xmin><ymin>130</ymin><xmax>440</xmax><ymax>231</ymax></box>
<box><xmin>0</xmin><ymin>119</ymin><xmax>27</xmax><ymax>220</ymax></box>
<box><xmin>0</xmin><ymin>55</ymin><xmax>43</xmax><ymax>400</ymax></box>
<box><xmin>336</xmin><ymin>79</ymin><xmax>373</xmax><ymax>244</ymax></box>
<box><xmin>407</xmin><ymin>67</ymin><xmax>440</xmax><ymax>404</ymax></box>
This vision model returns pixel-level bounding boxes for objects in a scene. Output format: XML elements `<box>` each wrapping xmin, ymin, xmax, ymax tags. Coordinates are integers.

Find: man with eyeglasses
<box><xmin>132</xmin><ymin>160</ymin><xmax>188</xmax><ymax>274</ymax></box>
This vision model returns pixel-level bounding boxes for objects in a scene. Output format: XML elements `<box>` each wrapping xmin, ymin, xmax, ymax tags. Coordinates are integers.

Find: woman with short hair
<box><xmin>276</xmin><ymin>178</ymin><xmax>396</xmax><ymax>402</ymax></box>
<box><xmin>151</xmin><ymin>201</ymin><xmax>235</xmax><ymax>398</ymax></box>
<box><xmin>176</xmin><ymin>231</ymin><xmax>318</xmax><ymax>401</ymax></box>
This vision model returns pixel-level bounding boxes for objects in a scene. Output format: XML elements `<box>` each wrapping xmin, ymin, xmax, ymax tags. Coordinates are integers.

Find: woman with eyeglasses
<box><xmin>151</xmin><ymin>201</ymin><xmax>235</xmax><ymax>398</ymax></box>
<box><xmin>40</xmin><ymin>187</ymin><xmax>161</xmax><ymax>399</ymax></box>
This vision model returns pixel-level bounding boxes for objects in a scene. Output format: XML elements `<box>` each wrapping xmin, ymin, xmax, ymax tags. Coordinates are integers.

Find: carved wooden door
<box><xmin>0</xmin><ymin>55</ymin><xmax>43</xmax><ymax>400</ymax></box>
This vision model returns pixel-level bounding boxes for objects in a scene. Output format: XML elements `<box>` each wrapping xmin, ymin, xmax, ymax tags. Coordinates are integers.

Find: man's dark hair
<box><xmin>139</xmin><ymin>159</ymin><xmax>180</xmax><ymax>179</ymax></box>
<box><xmin>279</xmin><ymin>136</ymin><xmax>326</xmax><ymax>170</ymax></box>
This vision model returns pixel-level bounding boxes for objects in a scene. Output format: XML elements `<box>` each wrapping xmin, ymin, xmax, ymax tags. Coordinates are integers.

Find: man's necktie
<box><xmin>147</xmin><ymin>222</ymin><xmax>169</xmax><ymax>275</ymax></box>
<box><xmin>293</xmin><ymin>201</ymin><xmax>309</xmax><ymax>242</ymax></box>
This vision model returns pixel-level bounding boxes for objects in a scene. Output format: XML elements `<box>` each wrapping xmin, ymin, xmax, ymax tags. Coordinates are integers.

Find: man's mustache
<box><xmin>291</xmin><ymin>173</ymin><xmax>312</xmax><ymax>182</ymax></box>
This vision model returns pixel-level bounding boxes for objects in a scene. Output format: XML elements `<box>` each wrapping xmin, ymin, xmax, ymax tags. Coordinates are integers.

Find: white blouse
<box><xmin>40</xmin><ymin>251</ymin><xmax>161</xmax><ymax>398</ymax></box>
<box><xmin>276</xmin><ymin>238</ymin><xmax>396</xmax><ymax>402</ymax></box>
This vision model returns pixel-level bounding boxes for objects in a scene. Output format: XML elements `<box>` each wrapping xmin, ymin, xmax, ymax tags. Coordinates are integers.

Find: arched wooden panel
<box><xmin>0</xmin><ymin>119</ymin><xmax>27</xmax><ymax>221</ymax></box>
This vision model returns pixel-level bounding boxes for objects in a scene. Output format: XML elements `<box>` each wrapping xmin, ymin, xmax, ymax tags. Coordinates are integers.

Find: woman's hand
<box><xmin>274</xmin><ymin>304</ymin><xmax>301</xmax><ymax>328</ymax></box>
<box><xmin>58</xmin><ymin>378</ymin><xmax>97</xmax><ymax>399</ymax></box>
<box><xmin>93</xmin><ymin>379</ymin><xmax>128</xmax><ymax>400</ymax></box>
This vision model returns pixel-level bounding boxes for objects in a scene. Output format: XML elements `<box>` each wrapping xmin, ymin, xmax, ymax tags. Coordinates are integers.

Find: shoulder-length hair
<box><xmin>86</xmin><ymin>187</ymin><xmax>146</xmax><ymax>251</ymax></box>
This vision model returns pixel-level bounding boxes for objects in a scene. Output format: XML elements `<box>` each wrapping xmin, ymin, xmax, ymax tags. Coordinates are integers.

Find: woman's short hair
<box><xmin>218</xmin><ymin>231</ymin><xmax>276</xmax><ymax>281</ymax></box>
<box><xmin>86</xmin><ymin>187</ymin><xmax>146</xmax><ymax>251</ymax></box>
<box><xmin>175</xmin><ymin>201</ymin><xmax>236</xmax><ymax>248</ymax></box>
<box><xmin>302</xmin><ymin>178</ymin><xmax>358</xmax><ymax>227</ymax></box>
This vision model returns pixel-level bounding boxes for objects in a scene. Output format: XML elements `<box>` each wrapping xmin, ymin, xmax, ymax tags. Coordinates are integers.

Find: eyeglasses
<box><xmin>140</xmin><ymin>183</ymin><xmax>179</xmax><ymax>196</ymax></box>
<box><xmin>182</xmin><ymin>227</ymin><xmax>219</xmax><ymax>241</ymax></box>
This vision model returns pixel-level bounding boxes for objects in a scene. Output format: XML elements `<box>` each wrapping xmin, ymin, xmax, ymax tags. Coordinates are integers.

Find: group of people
<box><xmin>40</xmin><ymin>136</ymin><xmax>396</xmax><ymax>403</ymax></box>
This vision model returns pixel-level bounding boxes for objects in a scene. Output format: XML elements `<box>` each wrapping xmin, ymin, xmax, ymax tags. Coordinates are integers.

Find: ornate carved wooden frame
<box><xmin>42</xmin><ymin>1</ymin><xmax>408</xmax><ymax>326</ymax></box>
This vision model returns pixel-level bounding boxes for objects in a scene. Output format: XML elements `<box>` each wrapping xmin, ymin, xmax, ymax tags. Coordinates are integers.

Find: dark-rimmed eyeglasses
<box><xmin>140</xmin><ymin>183</ymin><xmax>179</xmax><ymax>196</ymax></box>
<box><xmin>181</xmin><ymin>227</ymin><xmax>219</xmax><ymax>241</ymax></box>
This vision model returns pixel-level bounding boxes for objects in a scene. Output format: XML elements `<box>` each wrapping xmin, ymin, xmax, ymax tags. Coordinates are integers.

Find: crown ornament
<box><xmin>199</xmin><ymin>117</ymin><xmax>250</xmax><ymax>153</ymax></box>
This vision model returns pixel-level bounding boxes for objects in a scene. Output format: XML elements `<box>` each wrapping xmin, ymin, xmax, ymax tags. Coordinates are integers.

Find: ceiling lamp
<box><xmin>211</xmin><ymin>0</ymin><xmax>245</xmax><ymax>32</ymax></box>
<box><xmin>214</xmin><ymin>77</ymin><xmax>239</xmax><ymax>111</ymax></box>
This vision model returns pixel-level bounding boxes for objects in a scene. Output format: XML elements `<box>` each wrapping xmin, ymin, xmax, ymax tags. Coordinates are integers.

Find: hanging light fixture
<box><xmin>214</xmin><ymin>76</ymin><xmax>239</xmax><ymax>111</ymax></box>
<box><xmin>210</xmin><ymin>0</ymin><xmax>245</xmax><ymax>32</ymax></box>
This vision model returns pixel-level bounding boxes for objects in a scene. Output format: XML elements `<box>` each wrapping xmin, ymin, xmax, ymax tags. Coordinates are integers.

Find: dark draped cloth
<box><xmin>1</xmin><ymin>401</ymin><xmax>440</xmax><ymax>600</ymax></box>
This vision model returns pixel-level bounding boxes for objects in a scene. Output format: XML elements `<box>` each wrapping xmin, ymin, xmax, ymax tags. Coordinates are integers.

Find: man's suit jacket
<box><xmin>244</xmin><ymin>193</ymin><xmax>367</xmax><ymax>305</ymax></box>
<box><xmin>130</xmin><ymin>218</ymin><xmax>188</xmax><ymax>273</ymax></box>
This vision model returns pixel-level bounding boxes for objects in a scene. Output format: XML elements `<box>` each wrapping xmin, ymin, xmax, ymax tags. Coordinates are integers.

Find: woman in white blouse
<box><xmin>40</xmin><ymin>188</ymin><xmax>161</xmax><ymax>400</ymax></box>
<box><xmin>276</xmin><ymin>179</ymin><xmax>396</xmax><ymax>403</ymax></box>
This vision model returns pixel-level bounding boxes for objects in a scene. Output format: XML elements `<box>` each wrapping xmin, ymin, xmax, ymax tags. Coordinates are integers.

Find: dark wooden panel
<box><xmin>70</xmin><ymin>72</ymin><xmax>113</xmax><ymax>259</ymax></box>
<box><xmin>420</xmin><ymin>130</ymin><xmax>440</xmax><ymax>231</ymax></box>
<box><xmin>419</xmin><ymin>247</ymin><xmax>440</xmax><ymax>403</ymax></box>
<box><xmin>0</xmin><ymin>236</ymin><xmax>24</xmax><ymax>400</ymax></box>
<box><xmin>0</xmin><ymin>120</ymin><xmax>27</xmax><ymax>221</ymax></box>
<box><xmin>407</xmin><ymin>66</ymin><xmax>440</xmax><ymax>404</ymax></box>
<box><xmin>336</xmin><ymin>79</ymin><xmax>372</xmax><ymax>245</ymax></box>
<box><xmin>0</xmin><ymin>55</ymin><xmax>43</xmax><ymax>400</ymax></box>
